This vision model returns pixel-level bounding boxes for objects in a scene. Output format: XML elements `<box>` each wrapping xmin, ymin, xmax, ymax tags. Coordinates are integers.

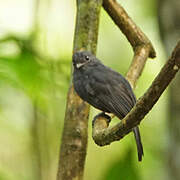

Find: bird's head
<box><xmin>73</xmin><ymin>51</ymin><xmax>96</xmax><ymax>69</ymax></box>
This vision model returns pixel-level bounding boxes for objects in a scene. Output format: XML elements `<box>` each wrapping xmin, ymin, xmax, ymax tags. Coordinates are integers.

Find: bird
<box><xmin>72</xmin><ymin>51</ymin><xmax>144</xmax><ymax>161</ymax></box>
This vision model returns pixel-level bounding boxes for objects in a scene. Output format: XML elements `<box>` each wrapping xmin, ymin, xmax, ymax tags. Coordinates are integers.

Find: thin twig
<box><xmin>92</xmin><ymin>40</ymin><xmax>180</xmax><ymax>146</ymax></box>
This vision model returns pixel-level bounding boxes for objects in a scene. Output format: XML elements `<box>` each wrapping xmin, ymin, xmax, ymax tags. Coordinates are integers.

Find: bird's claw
<box><xmin>92</xmin><ymin>112</ymin><xmax>111</xmax><ymax>127</ymax></box>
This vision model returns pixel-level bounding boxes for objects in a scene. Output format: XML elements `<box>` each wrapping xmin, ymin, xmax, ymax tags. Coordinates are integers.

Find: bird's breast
<box><xmin>73</xmin><ymin>70</ymin><xmax>90</xmax><ymax>100</ymax></box>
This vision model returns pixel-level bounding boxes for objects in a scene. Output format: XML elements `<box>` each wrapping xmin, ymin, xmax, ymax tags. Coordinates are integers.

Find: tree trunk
<box><xmin>56</xmin><ymin>0</ymin><xmax>102</xmax><ymax>180</ymax></box>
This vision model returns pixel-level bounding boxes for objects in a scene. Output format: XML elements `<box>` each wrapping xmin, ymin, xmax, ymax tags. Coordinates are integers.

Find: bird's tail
<box><xmin>133</xmin><ymin>126</ymin><xmax>144</xmax><ymax>161</ymax></box>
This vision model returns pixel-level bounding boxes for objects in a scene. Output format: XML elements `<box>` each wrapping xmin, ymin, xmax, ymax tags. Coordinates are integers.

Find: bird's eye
<box><xmin>85</xmin><ymin>55</ymin><xmax>89</xmax><ymax>61</ymax></box>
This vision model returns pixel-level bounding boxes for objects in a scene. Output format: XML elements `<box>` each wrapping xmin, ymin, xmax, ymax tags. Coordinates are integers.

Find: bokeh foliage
<box><xmin>0</xmin><ymin>0</ymin><xmax>169</xmax><ymax>180</ymax></box>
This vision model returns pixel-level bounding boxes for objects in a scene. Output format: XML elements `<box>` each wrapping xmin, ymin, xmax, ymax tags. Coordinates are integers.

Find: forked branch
<box><xmin>103</xmin><ymin>0</ymin><xmax>156</xmax><ymax>88</ymax></box>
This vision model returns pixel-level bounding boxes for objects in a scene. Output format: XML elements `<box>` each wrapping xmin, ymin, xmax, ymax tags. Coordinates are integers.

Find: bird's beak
<box><xmin>76</xmin><ymin>62</ymin><xmax>86</xmax><ymax>68</ymax></box>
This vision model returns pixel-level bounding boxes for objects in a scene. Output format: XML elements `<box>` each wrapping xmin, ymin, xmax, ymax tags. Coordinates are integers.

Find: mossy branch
<box><xmin>56</xmin><ymin>0</ymin><xmax>102</xmax><ymax>180</ymax></box>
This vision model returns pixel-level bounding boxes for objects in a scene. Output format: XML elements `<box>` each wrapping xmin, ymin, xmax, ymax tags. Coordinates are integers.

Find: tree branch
<box><xmin>103</xmin><ymin>0</ymin><xmax>156</xmax><ymax>58</ymax></box>
<box><xmin>126</xmin><ymin>45</ymin><xmax>151</xmax><ymax>88</ymax></box>
<box><xmin>92</xmin><ymin>40</ymin><xmax>180</xmax><ymax>146</ymax></box>
<box><xmin>103</xmin><ymin>0</ymin><xmax>156</xmax><ymax>88</ymax></box>
<box><xmin>56</xmin><ymin>0</ymin><xmax>102</xmax><ymax>180</ymax></box>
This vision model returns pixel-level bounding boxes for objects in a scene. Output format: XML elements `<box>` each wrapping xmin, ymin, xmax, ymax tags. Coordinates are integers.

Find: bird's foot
<box><xmin>92</xmin><ymin>112</ymin><xmax>111</xmax><ymax>127</ymax></box>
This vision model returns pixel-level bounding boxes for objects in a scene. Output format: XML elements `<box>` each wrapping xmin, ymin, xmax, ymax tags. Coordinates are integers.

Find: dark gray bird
<box><xmin>72</xmin><ymin>51</ymin><xmax>144</xmax><ymax>161</ymax></box>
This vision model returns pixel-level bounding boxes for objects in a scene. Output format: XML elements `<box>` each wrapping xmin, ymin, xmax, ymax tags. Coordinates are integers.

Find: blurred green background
<box><xmin>0</xmin><ymin>0</ymin><xmax>178</xmax><ymax>180</ymax></box>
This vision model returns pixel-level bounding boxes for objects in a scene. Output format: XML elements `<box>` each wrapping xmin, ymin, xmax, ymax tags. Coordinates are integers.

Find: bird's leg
<box><xmin>106</xmin><ymin>113</ymin><xmax>115</xmax><ymax>119</ymax></box>
<box><xmin>92</xmin><ymin>112</ymin><xmax>111</xmax><ymax>128</ymax></box>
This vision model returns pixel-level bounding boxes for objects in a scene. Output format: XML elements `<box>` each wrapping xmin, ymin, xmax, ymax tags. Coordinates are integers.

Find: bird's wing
<box><xmin>85</xmin><ymin>67</ymin><xmax>136</xmax><ymax>119</ymax></box>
